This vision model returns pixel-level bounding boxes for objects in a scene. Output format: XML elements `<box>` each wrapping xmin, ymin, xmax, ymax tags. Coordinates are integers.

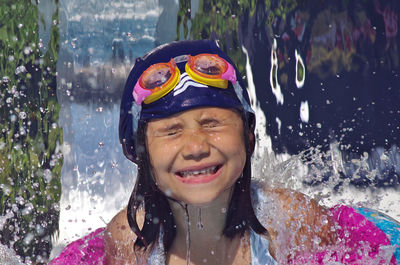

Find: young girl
<box><xmin>51</xmin><ymin>40</ymin><xmax>399</xmax><ymax>265</ymax></box>
<box><xmin>104</xmin><ymin>39</ymin><xmax>337</xmax><ymax>264</ymax></box>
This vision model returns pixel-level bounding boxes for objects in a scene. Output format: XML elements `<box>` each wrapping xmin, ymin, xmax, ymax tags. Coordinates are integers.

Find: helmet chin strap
<box><xmin>233</xmin><ymin>82</ymin><xmax>254</xmax><ymax>115</ymax></box>
<box><xmin>131</xmin><ymin>103</ymin><xmax>141</xmax><ymax>139</ymax></box>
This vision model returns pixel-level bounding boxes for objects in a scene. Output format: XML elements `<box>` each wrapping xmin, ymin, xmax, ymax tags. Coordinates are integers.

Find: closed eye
<box><xmin>166</xmin><ymin>129</ymin><xmax>180</xmax><ymax>136</ymax></box>
<box><xmin>200</xmin><ymin>118</ymin><xmax>222</xmax><ymax>128</ymax></box>
<box><xmin>154</xmin><ymin>123</ymin><xmax>182</xmax><ymax>137</ymax></box>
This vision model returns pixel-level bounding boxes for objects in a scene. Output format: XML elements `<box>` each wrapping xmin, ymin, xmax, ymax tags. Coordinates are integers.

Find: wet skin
<box><xmin>146</xmin><ymin>107</ymin><xmax>246</xmax><ymax>205</ymax></box>
<box><xmin>105</xmin><ymin>107</ymin><xmax>336</xmax><ymax>264</ymax></box>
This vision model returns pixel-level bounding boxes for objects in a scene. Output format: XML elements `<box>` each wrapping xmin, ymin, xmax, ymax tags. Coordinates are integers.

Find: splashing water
<box><xmin>252</xmin><ymin>141</ymin><xmax>400</xmax><ymax>214</ymax></box>
<box><xmin>0</xmin><ymin>244</ymin><xmax>24</xmax><ymax>265</ymax></box>
<box><xmin>251</xmin><ymin>139</ymin><xmax>400</xmax><ymax>263</ymax></box>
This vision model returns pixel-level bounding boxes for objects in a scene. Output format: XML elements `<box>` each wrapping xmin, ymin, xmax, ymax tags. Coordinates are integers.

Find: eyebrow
<box><xmin>154</xmin><ymin>122</ymin><xmax>183</xmax><ymax>132</ymax></box>
<box><xmin>199</xmin><ymin>117</ymin><xmax>222</xmax><ymax>124</ymax></box>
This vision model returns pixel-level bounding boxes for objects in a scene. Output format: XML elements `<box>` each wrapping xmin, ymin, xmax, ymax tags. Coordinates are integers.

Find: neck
<box><xmin>167</xmin><ymin>188</ymin><xmax>243</xmax><ymax>264</ymax></box>
<box><xmin>169</xmin><ymin>188</ymin><xmax>232</xmax><ymax>240</ymax></box>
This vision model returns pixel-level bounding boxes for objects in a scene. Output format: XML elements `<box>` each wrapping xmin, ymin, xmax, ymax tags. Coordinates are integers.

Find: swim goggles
<box><xmin>133</xmin><ymin>53</ymin><xmax>237</xmax><ymax>105</ymax></box>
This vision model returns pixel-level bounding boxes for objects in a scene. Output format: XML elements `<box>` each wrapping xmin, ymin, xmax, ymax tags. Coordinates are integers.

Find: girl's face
<box><xmin>146</xmin><ymin>107</ymin><xmax>247</xmax><ymax>205</ymax></box>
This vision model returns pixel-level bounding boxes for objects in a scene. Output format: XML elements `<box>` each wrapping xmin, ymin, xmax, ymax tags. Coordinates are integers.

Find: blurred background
<box><xmin>0</xmin><ymin>0</ymin><xmax>399</xmax><ymax>263</ymax></box>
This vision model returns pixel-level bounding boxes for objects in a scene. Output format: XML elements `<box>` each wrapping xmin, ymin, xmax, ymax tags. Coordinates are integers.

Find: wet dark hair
<box><xmin>126</xmin><ymin>111</ymin><xmax>268</xmax><ymax>253</ymax></box>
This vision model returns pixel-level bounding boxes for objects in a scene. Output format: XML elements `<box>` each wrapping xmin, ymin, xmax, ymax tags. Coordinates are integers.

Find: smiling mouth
<box><xmin>176</xmin><ymin>165</ymin><xmax>221</xmax><ymax>179</ymax></box>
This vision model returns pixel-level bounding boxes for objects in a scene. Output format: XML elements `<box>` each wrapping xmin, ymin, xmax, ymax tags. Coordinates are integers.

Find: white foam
<box><xmin>0</xmin><ymin>244</ymin><xmax>23</xmax><ymax>265</ymax></box>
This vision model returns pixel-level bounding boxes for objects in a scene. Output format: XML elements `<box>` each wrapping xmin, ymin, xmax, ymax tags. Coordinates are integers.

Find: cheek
<box><xmin>148</xmin><ymin>142</ymin><xmax>178</xmax><ymax>185</ymax></box>
<box><xmin>148</xmin><ymin>158</ymin><xmax>171</xmax><ymax>195</ymax></box>
<box><xmin>233</xmin><ymin>134</ymin><xmax>247</xmax><ymax>171</ymax></box>
<box><xmin>149</xmin><ymin>141</ymin><xmax>178</xmax><ymax>163</ymax></box>
<box><xmin>235</xmin><ymin>145</ymin><xmax>247</xmax><ymax>172</ymax></box>
<box><xmin>219</xmin><ymin>135</ymin><xmax>247</xmax><ymax>170</ymax></box>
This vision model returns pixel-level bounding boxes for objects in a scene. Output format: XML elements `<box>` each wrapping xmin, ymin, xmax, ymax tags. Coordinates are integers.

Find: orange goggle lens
<box><xmin>187</xmin><ymin>54</ymin><xmax>228</xmax><ymax>79</ymax></box>
<box><xmin>139</xmin><ymin>62</ymin><xmax>175</xmax><ymax>92</ymax></box>
<box><xmin>137</xmin><ymin>59</ymin><xmax>180</xmax><ymax>104</ymax></box>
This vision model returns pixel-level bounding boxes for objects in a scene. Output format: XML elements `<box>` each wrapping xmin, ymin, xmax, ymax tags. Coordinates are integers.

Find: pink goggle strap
<box><xmin>221</xmin><ymin>62</ymin><xmax>237</xmax><ymax>84</ymax></box>
<box><xmin>133</xmin><ymin>82</ymin><xmax>152</xmax><ymax>105</ymax></box>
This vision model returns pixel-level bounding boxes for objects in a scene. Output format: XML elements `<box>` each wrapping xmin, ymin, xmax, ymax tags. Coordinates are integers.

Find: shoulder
<box><xmin>253</xmin><ymin>183</ymin><xmax>336</xmax><ymax>250</ymax></box>
<box><xmin>104</xmin><ymin>207</ymin><xmax>145</xmax><ymax>265</ymax></box>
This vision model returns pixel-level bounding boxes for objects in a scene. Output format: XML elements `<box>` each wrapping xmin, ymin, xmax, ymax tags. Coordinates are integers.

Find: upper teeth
<box><xmin>180</xmin><ymin>166</ymin><xmax>217</xmax><ymax>178</ymax></box>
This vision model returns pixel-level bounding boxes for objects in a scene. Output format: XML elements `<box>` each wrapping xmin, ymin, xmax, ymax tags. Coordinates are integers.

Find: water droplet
<box><xmin>19</xmin><ymin>127</ymin><xmax>26</xmax><ymax>135</ymax></box>
<box><xmin>15</xmin><ymin>196</ymin><xmax>25</xmax><ymax>205</ymax></box>
<box><xmin>24</xmin><ymin>46</ymin><xmax>32</xmax><ymax>55</ymax></box>
<box><xmin>22</xmin><ymin>203</ymin><xmax>34</xmax><ymax>215</ymax></box>
<box><xmin>146</xmin><ymin>213</ymin><xmax>152</xmax><ymax>220</ymax></box>
<box><xmin>164</xmin><ymin>189</ymin><xmax>172</xmax><ymax>196</ymax></box>
<box><xmin>49</xmin><ymin>203</ymin><xmax>59</xmax><ymax>213</ymax></box>
<box><xmin>300</xmin><ymin>101</ymin><xmax>309</xmax><ymax>123</ymax></box>
<box><xmin>43</xmin><ymin>169</ymin><xmax>53</xmax><ymax>183</ymax></box>
<box><xmin>23</xmin><ymin>233</ymin><xmax>34</xmax><ymax>245</ymax></box>
<box><xmin>313</xmin><ymin>236</ymin><xmax>321</xmax><ymax>245</ymax></box>
<box><xmin>12</xmin><ymin>204</ymin><xmax>18</xmax><ymax>212</ymax></box>
<box><xmin>10</xmin><ymin>114</ymin><xmax>17</xmax><ymax>122</ymax></box>
<box><xmin>19</xmin><ymin>112</ymin><xmax>26</xmax><ymax>119</ymax></box>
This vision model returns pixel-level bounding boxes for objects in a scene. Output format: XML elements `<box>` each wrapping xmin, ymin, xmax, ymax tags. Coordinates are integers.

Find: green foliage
<box><xmin>175</xmin><ymin>0</ymin><xmax>301</xmax><ymax>86</ymax></box>
<box><xmin>176</xmin><ymin>0</ymin><xmax>248</xmax><ymax>80</ymax></box>
<box><xmin>0</xmin><ymin>0</ymin><xmax>62</xmax><ymax>263</ymax></box>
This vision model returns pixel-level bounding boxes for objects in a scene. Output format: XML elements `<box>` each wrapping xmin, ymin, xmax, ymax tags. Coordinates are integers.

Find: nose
<box><xmin>181</xmin><ymin>129</ymin><xmax>210</xmax><ymax>161</ymax></box>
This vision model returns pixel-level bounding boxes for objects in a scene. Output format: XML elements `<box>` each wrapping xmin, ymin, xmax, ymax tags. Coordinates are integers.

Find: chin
<box><xmin>185</xmin><ymin>198</ymin><xmax>216</xmax><ymax>206</ymax></box>
<box><xmin>175</xmin><ymin>195</ymin><xmax>216</xmax><ymax>206</ymax></box>
<box><xmin>176</xmin><ymin>189</ymin><xmax>229</xmax><ymax>206</ymax></box>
